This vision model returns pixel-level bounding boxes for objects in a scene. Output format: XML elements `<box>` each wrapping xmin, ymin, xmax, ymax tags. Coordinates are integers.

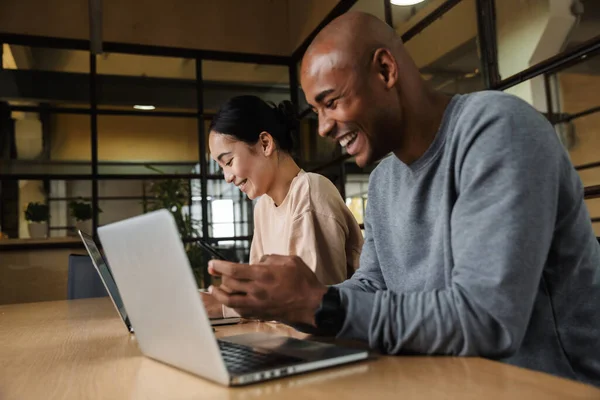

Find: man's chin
<box><xmin>354</xmin><ymin>150</ymin><xmax>373</xmax><ymax>168</ymax></box>
<box><xmin>354</xmin><ymin>155</ymin><xmax>368</xmax><ymax>168</ymax></box>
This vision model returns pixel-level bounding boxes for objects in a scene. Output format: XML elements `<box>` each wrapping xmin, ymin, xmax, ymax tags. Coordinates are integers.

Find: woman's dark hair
<box><xmin>209</xmin><ymin>95</ymin><xmax>297</xmax><ymax>153</ymax></box>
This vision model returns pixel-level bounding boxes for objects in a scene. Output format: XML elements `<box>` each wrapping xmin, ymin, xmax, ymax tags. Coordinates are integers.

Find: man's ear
<box><xmin>258</xmin><ymin>131</ymin><xmax>276</xmax><ymax>156</ymax></box>
<box><xmin>372</xmin><ymin>48</ymin><xmax>398</xmax><ymax>89</ymax></box>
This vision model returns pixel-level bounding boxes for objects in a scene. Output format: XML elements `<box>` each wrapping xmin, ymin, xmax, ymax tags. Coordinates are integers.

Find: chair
<box><xmin>67</xmin><ymin>254</ymin><xmax>108</xmax><ymax>300</ymax></box>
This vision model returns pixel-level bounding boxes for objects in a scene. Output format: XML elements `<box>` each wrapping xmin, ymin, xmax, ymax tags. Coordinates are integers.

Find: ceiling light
<box><xmin>391</xmin><ymin>0</ymin><xmax>426</xmax><ymax>5</ymax></box>
<box><xmin>133</xmin><ymin>105</ymin><xmax>155</xmax><ymax>110</ymax></box>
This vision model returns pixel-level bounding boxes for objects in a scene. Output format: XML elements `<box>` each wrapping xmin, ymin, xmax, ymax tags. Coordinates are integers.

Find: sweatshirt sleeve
<box><xmin>336</xmin><ymin>198</ymin><xmax>387</xmax><ymax>293</ymax></box>
<box><xmin>335</xmin><ymin>97</ymin><xmax>564</xmax><ymax>357</ymax></box>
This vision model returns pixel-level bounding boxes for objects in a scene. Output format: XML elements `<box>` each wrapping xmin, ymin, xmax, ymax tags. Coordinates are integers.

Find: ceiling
<box><xmin>563</xmin><ymin>0</ymin><xmax>600</xmax><ymax>76</ymax></box>
<box><xmin>0</xmin><ymin>0</ymin><xmax>345</xmax><ymax>57</ymax></box>
<box><xmin>421</xmin><ymin>38</ymin><xmax>485</xmax><ymax>94</ymax></box>
<box><xmin>391</xmin><ymin>0</ymin><xmax>431</xmax><ymax>28</ymax></box>
<box><xmin>2</xmin><ymin>0</ymin><xmax>599</xmax><ymax>103</ymax></box>
<box><xmin>568</xmin><ymin>0</ymin><xmax>600</xmax><ymax>46</ymax></box>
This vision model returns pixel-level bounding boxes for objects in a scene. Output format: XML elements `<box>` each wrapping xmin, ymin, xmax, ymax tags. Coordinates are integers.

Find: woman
<box><xmin>203</xmin><ymin>95</ymin><xmax>363</xmax><ymax>318</ymax></box>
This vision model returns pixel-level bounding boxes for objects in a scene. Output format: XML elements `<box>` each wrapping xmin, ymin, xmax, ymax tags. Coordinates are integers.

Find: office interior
<box><xmin>0</xmin><ymin>0</ymin><xmax>599</xmax><ymax>307</ymax></box>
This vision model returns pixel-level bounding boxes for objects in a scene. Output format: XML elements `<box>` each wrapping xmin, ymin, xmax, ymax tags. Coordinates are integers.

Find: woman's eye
<box><xmin>225</xmin><ymin>159</ymin><xmax>233</xmax><ymax>167</ymax></box>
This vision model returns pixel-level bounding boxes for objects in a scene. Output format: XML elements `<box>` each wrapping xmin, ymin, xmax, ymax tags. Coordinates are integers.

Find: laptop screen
<box><xmin>79</xmin><ymin>231</ymin><xmax>132</xmax><ymax>332</ymax></box>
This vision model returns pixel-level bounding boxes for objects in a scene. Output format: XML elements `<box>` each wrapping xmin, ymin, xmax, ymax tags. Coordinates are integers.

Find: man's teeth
<box><xmin>339</xmin><ymin>132</ymin><xmax>358</xmax><ymax>147</ymax></box>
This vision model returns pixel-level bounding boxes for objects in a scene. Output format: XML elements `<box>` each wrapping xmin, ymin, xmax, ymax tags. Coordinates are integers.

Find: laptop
<box><xmin>78</xmin><ymin>230</ymin><xmax>134</xmax><ymax>333</ymax></box>
<box><xmin>78</xmin><ymin>230</ymin><xmax>240</xmax><ymax>331</ymax></box>
<box><xmin>96</xmin><ymin>209</ymin><xmax>369</xmax><ymax>386</ymax></box>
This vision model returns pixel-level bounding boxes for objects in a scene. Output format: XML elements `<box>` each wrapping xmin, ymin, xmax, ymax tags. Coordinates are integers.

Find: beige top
<box><xmin>251</xmin><ymin>170</ymin><xmax>363</xmax><ymax>282</ymax></box>
<box><xmin>223</xmin><ymin>170</ymin><xmax>363</xmax><ymax>317</ymax></box>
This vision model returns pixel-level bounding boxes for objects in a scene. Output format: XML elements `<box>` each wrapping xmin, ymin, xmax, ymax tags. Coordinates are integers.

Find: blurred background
<box><xmin>0</xmin><ymin>0</ymin><xmax>598</xmax><ymax>304</ymax></box>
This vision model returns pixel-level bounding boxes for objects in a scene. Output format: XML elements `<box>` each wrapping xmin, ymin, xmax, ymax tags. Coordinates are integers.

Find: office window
<box><xmin>202</xmin><ymin>60</ymin><xmax>290</xmax><ymax>114</ymax></box>
<box><xmin>211</xmin><ymin>199</ymin><xmax>235</xmax><ymax>239</ymax></box>
<box><xmin>0</xmin><ymin>107</ymin><xmax>92</xmax><ymax>176</ymax></box>
<box><xmin>547</xmin><ymin>53</ymin><xmax>600</xmax><ymax>235</ymax></box>
<box><xmin>345</xmin><ymin>174</ymin><xmax>369</xmax><ymax>227</ymax></box>
<box><xmin>97</xmin><ymin>115</ymin><xmax>198</xmax><ymax>175</ymax></box>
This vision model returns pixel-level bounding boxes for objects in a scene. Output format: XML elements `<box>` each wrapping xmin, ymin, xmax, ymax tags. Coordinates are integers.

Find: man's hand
<box><xmin>199</xmin><ymin>292</ymin><xmax>223</xmax><ymax>319</ymax></box>
<box><xmin>208</xmin><ymin>255</ymin><xmax>327</xmax><ymax>326</ymax></box>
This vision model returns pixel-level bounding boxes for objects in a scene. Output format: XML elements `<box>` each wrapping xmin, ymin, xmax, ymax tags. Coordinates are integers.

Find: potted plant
<box><xmin>24</xmin><ymin>202</ymin><xmax>49</xmax><ymax>239</ymax></box>
<box><xmin>144</xmin><ymin>166</ymin><xmax>210</xmax><ymax>287</ymax></box>
<box><xmin>69</xmin><ymin>199</ymin><xmax>101</xmax><ymax>234</ymax></box>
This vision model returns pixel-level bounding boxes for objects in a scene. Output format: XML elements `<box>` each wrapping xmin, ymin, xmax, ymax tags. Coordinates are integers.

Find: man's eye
<box><xmin>325</xmin><ymin>99</ymin><xmax>336</xmax><ymax>109</ymax></box>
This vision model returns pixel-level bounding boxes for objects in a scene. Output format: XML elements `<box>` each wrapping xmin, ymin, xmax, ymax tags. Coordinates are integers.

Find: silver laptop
<box><xmin>78</xmin><ymin>230</ymin><xmax>134</xmax><ymax>333</ymax></box>
<box><xmin>96</xmin><ymin>209</ymin><xmax>369</xmax><ymax>386</ymax></box>
<box><xmin>78</xmin><ymin>230</ymin><xmax>240</xmax><ymax>332</ymax></box>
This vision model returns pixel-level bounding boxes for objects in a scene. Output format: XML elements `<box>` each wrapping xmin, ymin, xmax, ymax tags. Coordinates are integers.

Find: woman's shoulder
<box><xmin>290</xmin><ymin>172</ymin><xmax>362</xmax><ymax>236</ymax></box>
<box><xmin>299</xmin><ymin>172</ymin><xmax>348</xmax><ymax>213</ymax></box>
<box><xmin>302</xmin><ymin>173</ymin><xmax>362</xmax><ymax>236</ymax></box>
<box><xmin>303</xmin><ymin>172</ymin><xmax>343</xmax><ymax>198</ymax></box>
<box><xmin>280</xmin><ymin>171</ymin><xmax>348</xmax><ymax>220</ymax></box>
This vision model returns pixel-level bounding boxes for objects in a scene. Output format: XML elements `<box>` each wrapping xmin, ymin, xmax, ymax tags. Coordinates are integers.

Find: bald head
<box><xmin>299</xmin><ymin>12</ymin><xmax>440</xmax><ymax>168</ymax></box>
<box><xmin>302</xmin><ymin>12</ymin><xmax>405</xmax><ymax>79</ymax></box>
<box><xmin>300</xmin><ymin>12</ymin><xmax>424</xmax><ymax>107</ymax></box>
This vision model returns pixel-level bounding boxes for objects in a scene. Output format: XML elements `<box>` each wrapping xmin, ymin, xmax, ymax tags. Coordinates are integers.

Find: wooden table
<box><xmin>1</xmin><ymin>298</ymin><xmax>599</xmax><ymax>399</ymax></box>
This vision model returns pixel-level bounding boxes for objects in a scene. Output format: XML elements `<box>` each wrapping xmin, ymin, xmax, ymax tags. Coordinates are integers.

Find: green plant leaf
<box><xmin>24</xmin><ymin>202</ymin><xmax>49</xmax><ymax>222</ymax></box>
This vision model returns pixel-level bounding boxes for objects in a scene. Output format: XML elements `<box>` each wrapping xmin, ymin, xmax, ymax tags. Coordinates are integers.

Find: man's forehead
<box><xmin>301</xmin><ymin>50</ymin><xmax>350</xmax><ymax>91</ymax></box>
<box><xmin>302</xmin><ymin>49</ymin><xmax>345</xmax><ymax>75</ymax></box>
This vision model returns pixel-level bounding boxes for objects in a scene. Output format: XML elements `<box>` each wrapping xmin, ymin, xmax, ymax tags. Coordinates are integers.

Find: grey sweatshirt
<box><xmin>335</xmin><ymin>91</ymin><xmax>600</xmax><ymax>387</ymax></box>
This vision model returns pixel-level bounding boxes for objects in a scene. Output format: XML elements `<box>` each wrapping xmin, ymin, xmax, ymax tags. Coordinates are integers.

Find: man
<box><xmin>207</xmin><ymin>12</ymin><xmax>600</xmax><ymax>386</ymax></box>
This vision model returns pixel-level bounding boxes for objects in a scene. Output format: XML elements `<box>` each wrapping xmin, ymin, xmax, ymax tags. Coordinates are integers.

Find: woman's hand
<box><xmin>200</xmin><ymin>292</ymin><xmax>223</xmax><ymax>319</ymax></box>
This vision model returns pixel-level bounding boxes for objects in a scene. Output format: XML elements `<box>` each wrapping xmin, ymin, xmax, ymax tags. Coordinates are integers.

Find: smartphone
<box><xmin>196</xmin><ymin>239</ymin><xmax>230</xmax><ymax>261</ymax></box>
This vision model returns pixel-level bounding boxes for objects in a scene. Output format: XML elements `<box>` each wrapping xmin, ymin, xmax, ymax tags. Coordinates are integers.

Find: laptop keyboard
<box><xmin>217</xmin><ymin>340</ymin><xmax>302</xmax><ymax>375</ymax></box>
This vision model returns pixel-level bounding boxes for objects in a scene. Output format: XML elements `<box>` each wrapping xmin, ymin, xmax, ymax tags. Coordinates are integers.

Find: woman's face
<box><xmin>208</xmin><ymin>131</ymin><xmax>276</xmax><ymax>200</ymax></box>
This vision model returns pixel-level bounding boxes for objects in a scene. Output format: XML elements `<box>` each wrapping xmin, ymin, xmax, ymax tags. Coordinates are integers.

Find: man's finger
<box><xmin>220</xmin><ymin>276</ymin><xmax>255</xmax><ymax>295</ymax></box>
<box><xmin>210</xmin><ymin>285</ymin><xmax>255</xmax><ymax>310</ymax></box>
<box><xmin>217</xmin><ymin>283</ymin><xmax>235</xmax><ymax>294</ymax></box>
<box><xmin>207</xmin><ymin>265</ymin><xmax>222</xmax><ymax>277</ymax></box>
<box><xmin>209</xmin><ymin>260</ymin><xmax>255</xmax><ymax>280</ymax></box>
